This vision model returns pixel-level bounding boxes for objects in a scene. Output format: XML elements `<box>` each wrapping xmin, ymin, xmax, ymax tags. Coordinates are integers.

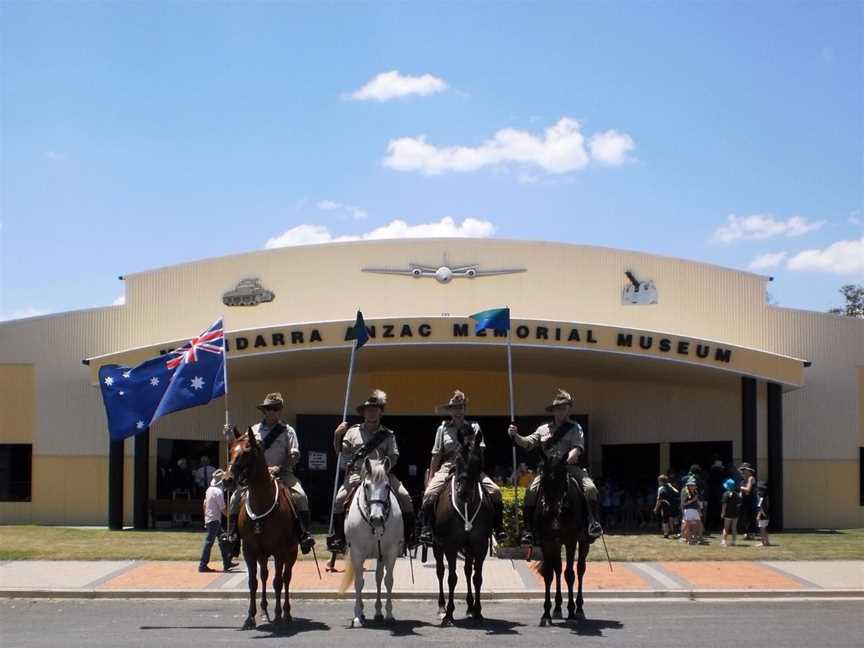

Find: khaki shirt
<box><xmin>431</xmin><ymin>420</ymin><xmax>484</xmax><ymax>464</ymax></box>
<box><xmin>338</xmin><ymin>423</ymin><xmax>399</xmax><ymax>474</ymax></box>
<box><xmin>523</xmin><ymin>420</ymin><xmax>585</xmax><ymax>459</ymax></box>
<box><xmin>252</xmin><ymin>421</ymin><xmax>300</xmax><ymax>479</ymax></box>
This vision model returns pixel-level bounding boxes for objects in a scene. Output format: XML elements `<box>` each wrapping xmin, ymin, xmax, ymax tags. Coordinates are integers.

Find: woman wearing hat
<box><xmin>738</xmin><ymin>463</ymin><xmax>757</xmax><ymax>540</ymax></box>
<box><xmin>417</xmin><ymin>390</ymin><xmax>505</xmax><ymax>545</ymax></box>
<box><xmin>327</xmin><ymin>389</ymin><xmax>415</xmax><ymax>553</ymax></box>
<box><xmin>508</xmin><ymin>389</ymin><xmax>602</xmax><ymax>544</ymax></box>
<box><xmin>225</xmin><ymin>392</ymin><xmax>315</xmax><ymax>554</ymax></box>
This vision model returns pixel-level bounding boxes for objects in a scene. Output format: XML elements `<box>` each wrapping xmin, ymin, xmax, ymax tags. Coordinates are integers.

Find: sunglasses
<box><xmin>262</xmin><ymin>405</ymin><xmax>282</xmax><ymax>412</ymax></box>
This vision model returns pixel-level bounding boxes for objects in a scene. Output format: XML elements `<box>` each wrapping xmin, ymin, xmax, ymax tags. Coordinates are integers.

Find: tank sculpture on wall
<box><xmin>222</xmin><ymin>278</ymin><xmax>275</xmax><ymax>307</ymax></box>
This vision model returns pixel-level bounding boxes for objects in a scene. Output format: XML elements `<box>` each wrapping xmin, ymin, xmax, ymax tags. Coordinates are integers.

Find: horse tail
<box><xmin>338</xmin><ymin>549</ymin><xmax>355</xmax><ymax>593</ymax></box>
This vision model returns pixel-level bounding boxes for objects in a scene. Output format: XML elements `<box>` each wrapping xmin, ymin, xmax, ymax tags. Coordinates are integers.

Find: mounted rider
<box><xmin>508</xmin><ymin>388</ymin><xmax>602</xmax><ymax>545</ymax></box>
<box><xmin>418</xmin><ymin>390</ymin><xmax>506</xmax><ymax>545</ymax></box>
<box><xmin>225</xmin><ymin>392</ymin><xmax>315</xmax><ymax>554</ymax></box>
<box><xmin>327</xmin><ymin>389</ymin><xmax>416</xmax><ymax>553</ymax></box>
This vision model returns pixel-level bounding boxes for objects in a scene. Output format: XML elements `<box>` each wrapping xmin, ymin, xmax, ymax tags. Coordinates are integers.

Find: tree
<box><xmin>828</xmin><ymin>284</ymin><xmax>864</xmax><ymax>318</ymax></box>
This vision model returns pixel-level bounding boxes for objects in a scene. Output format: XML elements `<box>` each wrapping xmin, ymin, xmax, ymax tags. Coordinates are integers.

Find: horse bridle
<box><xmin>358</xmin><ymin>479</ymin><xmax>392</xmax><ymax>533</ymax></box>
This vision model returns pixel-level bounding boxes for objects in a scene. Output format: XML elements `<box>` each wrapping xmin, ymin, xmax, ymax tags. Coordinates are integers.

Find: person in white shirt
<box><xmin>198</xmin><ymin>469</ymin><xmax>236</xmax><ymax>573</ymax></box>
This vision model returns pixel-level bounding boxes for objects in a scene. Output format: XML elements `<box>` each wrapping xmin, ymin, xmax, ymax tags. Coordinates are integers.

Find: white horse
<box><xmin>338</xmin><ymin>457</ymin><xmax>403</xmax><ymax>628</ymax></box>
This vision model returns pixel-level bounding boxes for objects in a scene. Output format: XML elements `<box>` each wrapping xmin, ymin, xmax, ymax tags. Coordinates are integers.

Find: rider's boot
<box><xmin>520</xmin><ymin>505</ymin><xmax>536</xmax><ymax>546</ymax></box>
<box><xmin>492</xmin><ymin>499</ymin><xmax>507</xmax><ymax>544</ymax></box>
<box><xmin>297</xmin><ymin>510</ymin><xmax>315</xmax><ymax>554</ymax></box>
<box><xmin>326</xmin><ymin>513</ymin><xmax>346</xmax><ymax>554</ymax></box>
<box><xmin>403</xmin><ymin>511</ymin><xmax>417</xmax><ymax>550</ymax></box>
<box><xmin>418</xmin><ymin>498</ymin><xmax>436</xmax><ymax>545</ymax></box>
<box><xmin>587</xmin><ymin>498</ymin><xmax>603</xmax><ymax>542</ymax></box>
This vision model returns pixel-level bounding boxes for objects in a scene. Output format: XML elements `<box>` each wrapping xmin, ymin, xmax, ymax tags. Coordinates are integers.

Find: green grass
<box><xmin>1</xmin><ymin>525</ymin><xmax>861</xmax><ymax>562</ymax></box>
<box><xmin>0</xmin><ymin>525</ymin><xmax>330</xmax><ymax>561</ymax></box>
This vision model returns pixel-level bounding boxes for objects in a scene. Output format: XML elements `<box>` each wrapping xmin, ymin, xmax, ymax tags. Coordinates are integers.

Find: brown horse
<box><xmin>223</xmin><ymin>427</ymin><xmax>299</xmax><ymax>630</ymax></box>
<box><xmin>432</xmin><ymin>431</ymin><xmax>494</xmax><ymax>625</ymax></box>
<box><xmin>533</xmin><ymin>448</ymin><xmax>590</xmax><ymax>625</ymax></box>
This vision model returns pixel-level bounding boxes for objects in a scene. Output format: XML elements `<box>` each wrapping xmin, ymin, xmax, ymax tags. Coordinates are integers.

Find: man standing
<box><xmin>418</xmin><ymin>390</ymin><xmax>505</xmax><ymax>545</ymax></box>
<box><xmin>508</xmin><ymin>389</ymin><xmax>602</xmax><ymax>545</ymax></box>
<box><xmin>327</xmin><ymin>389</ymin><xmax>415</xmax><ymax>553</ymax></box>
<box><xmin>198</xmin><ymin>469</ymin><xmax>236</xmax><ymax>572</ymax></box>
<box><xmin>227</xmin><ymin>392</ymin><xmax>315</xmax><ymax>554</ymax></box>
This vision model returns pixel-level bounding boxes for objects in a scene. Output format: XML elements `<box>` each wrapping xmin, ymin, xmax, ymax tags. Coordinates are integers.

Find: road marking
<box><xmin>629</xmin><ymin>563</ymin><xmax>686</xmax><ymax>589</ymax></box>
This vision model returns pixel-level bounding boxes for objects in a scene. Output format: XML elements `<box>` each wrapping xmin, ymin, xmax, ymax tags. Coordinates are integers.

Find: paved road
<box><xmin>1</xmin><ymin>599</ymin><xmax>861</xmax><ymax>647</ymax></box>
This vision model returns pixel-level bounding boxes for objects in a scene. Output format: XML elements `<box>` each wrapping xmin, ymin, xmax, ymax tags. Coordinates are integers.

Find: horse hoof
<box><xmin>440</xmin><ymin>616</ymin><xmax>453</xmax><ymax>627</ymax></box>
<box><xmin>575</xmin><ymin>610</ymin><xmax>585</xmax><ymax>620</ymax></box>
<box><xmin>351</xmin><ymin>617</ymin><xmax>364</xmax><ymax>628</ymax></box>
<box><xmin>242</xmin><ymin>618</ymin><xmax>256</xmax><ymax>631</ymax></box>
<box><xmin>384</xmin><ymin>616</ymin><xmax>395</xmax><ymax>626</ymax></box>
<box><xmin>374</xmin><ymin>613</ymin><xmax>384</xmax><ymax>623</ymax></box>
<box><xmin>471</xmin><ymin>613</ymin><xmax>484</xmax><ymax>624</ymax></box>
<box><xmin>539</xmin><ymin>616</ymin><xmax>550</xmax><ymax>627</ymax></box>
<box><xmin>552</xmin><ymin>609</ymin><xmax>563</xmax><ymax>620</ymax></box>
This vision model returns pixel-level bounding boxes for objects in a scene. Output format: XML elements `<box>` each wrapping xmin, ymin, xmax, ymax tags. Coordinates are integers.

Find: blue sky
<box><xmin>1</xmin><ymin>1</ymin><xmax>861</xmax><ymax>320</ymax></box>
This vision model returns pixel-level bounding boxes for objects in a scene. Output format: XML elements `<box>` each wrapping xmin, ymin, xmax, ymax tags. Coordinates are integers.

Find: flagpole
<box><xmin>505</xmin><ymin>311</ymin><xmax>519</xmax><ymax>533</ymax></box>
<box><xmin>328</xmin><ymin>338</ymin><xmax>357</xmax><ymax>536</ymax></box>
<box><xmin>221</xmin><ymin>315</ymin><xmax>233</xmax><ymax>539</ymax></box>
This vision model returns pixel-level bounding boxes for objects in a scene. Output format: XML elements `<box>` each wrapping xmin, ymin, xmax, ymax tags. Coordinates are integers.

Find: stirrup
<box><xmin>326</xmin><ymin>534</ymin><xmax>345</xmax><ymax>553</ymax></box>
<box><xmin>520</xmin><ymin>531</ymin><xmax>535</xmax><ymax>546</ymax></box>
<box><xmin>588</xmin><ymin>520</ymin><xmax>603</xmax><ymax>538</ymax></box>
<box><xmin>299</xmin><ymin>533</ymin><xmax>315</xmax><ymax>555</ymax></box>
<box><xmin>418</xmin><ymin>528</ymin><xmax>435</xmax><ymax>545</ymax></box>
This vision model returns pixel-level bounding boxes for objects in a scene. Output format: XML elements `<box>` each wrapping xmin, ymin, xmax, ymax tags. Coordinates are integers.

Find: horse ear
<box><xmin>231</xmin><ymin>425</ymin><xmax>241</xmax><ymax>439</ymax></box>
<box><xmin>382</xmin><ymin>456</ymin><xmax>391</xmax><ymax>474</ymax></box>
<box><xmin>246</xmin><ymin>426</ymin><xmax>257</xmax><ymax>446</ymax></box>
<box><xmin>363</xmin><ymin>456</ymin><xmax>372</xmax><ymax>475</ymax></box>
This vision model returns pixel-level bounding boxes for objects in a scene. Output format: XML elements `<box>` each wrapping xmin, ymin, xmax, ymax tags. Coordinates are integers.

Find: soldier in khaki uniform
<box><xmin>226</xmin><ymin>392</ymin><xmax>315</xmax><ymax>554</ymax></box>
<box><xmin>326</xmin><ymin>390</ymin><xmax>415</xmax><ymax>553</ymax></box>
<box><xmin>508</xmin><ymin>389</ymin><xmax>602</xmax><ymax>545</ymax></box>
<box><xmin>418</xmin><ymin>390</ymin><xmax>505</xmax><ymax>544</ymax></box>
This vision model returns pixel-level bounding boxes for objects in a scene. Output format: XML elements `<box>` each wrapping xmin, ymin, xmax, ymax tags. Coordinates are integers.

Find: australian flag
<box><xmin>98</xmin><ymin>318</ymin><xmax>226</xmax><ymax>441</ymax></box>
<box><xmin>470</xmin><ymin>307</ymin><xmax>511</xmax><ymax>334</ymax></box>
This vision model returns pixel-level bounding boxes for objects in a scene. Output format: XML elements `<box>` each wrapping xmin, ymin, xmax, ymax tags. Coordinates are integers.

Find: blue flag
<box><xmin>470</xmin><ymin>307</ymin><xmax>511</xmax><ymax>334</ymax></box>
<box><xmin>98</xmin><ymin>318</ymin><xmax>226</xmax><ymax>441</ymax></box>
<box><xmin>345</xmin><ymin>310</ymin><xmax>369</xmax><ymax>348</ymax></box>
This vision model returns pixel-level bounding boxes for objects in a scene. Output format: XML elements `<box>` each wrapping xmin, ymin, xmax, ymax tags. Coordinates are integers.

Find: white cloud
<box><xmin>710</xmin><ymin>214</ymin><xmax>825</xmax><ymax>244</ymax></box>
<box><xmin>384</xmin><ymin>117</ymin><xmax>630</xmax><ymax>176</ymax></box>
<box><xmin>265</xmin><ymin>217</ymin><xmax>495</xmax><ymax>249</ymax></box>
<box><xmin>748</xmin><ymin>252</ymin><xmax>788</xmax><ymax>271</ymax></box>
<box><xmin>316</xmin><ymin>200</ymin><xmax>368</xmax><ymax>221</ymax></box>
<box><xmin>112</xmin><ymin>295</ymin><xmax>126</xmax><ymax>306</ymax></box>
<box><xmin>588</xmin><ymin>130</ymin><xmax>635</xmax><ymax>165</ymax></box>
<box><xmin>0</xmin><ymin>306</ymin><xmax>46</xmax><ymax>322</ymax></box>
<box><xmin>785</xmin><ymin>237</ymin><xmax>864</xmax><ymax>275</ymax></box>
<box><xmin>347</xmin><ymin>70</ymin><xmax>448</xmax><ymax>102</ymax></box>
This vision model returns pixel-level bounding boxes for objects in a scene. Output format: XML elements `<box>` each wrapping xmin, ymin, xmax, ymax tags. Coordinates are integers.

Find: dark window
<box><xmin>0</xmin><ymin>444</ymin><xmax>32</xmax><ymax>502</ymax></box>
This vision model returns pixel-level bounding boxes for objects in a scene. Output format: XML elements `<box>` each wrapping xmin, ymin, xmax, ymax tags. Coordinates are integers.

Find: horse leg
<box><xmin>434</xmin><ymin>544</ymin><xmax>446</xmax><ymax>617</ymax></box>
<box><xmin>283</xmin><ymin>550</ymin><xmax>296</xmax><ymax>624</ymax></box>
<box><xmin>441</xmin><ymin>549</ymin><xmax>458</xmax><ymax>626</ymax></box>
<box><xmin>350</xmin><ymin>554</ymin><xmax>365</xmax><ymax>628</ymax></box>
<box><xmin>272</xmin><ymin>557</ymin><xmax>284</xmax><ymax>626</ymax></box>
<box><xmin>373</xmin><ymin>556</ymin><xmax>384</xmax><ymax>622</ymax></box>
<box><xmin>539</xmin><ymin>550</ymin><xmax>554</xmax><ymax>626</ymax></box>
<box><xmin>463</xmin><ymin>554</ymin><xmax>474</xmax><ymax>617</ymax></box>
<box><xmin>471</xmin><ymin>556</ymin><xmax>484</xmax><ymax>622</ymax></box>
<box><xmin>553</xmin><ymin>563</ymin><xmax>563</xmax><ymax>619</ymax></box>
<box><xmin>242</xmin><ymin>553</ymin><xmax>258</xmax><ymax>630</ymax></box>
<box><xmin>575</xmin><ymin>540</ymin><xmax>588</xmax><ymax>620</ymax></box>
<box><xmin>383</xmin><ymin>552</ymin><xmax>396</xmax><ymax>625</ymax></box>
<box><xmin>564</xmin><ymin>543</ymin><xmax>577</xmax><ymax>621</ymax></box>
<box><xmin>258</xmin><ymin>558</ymin><xmax>269</xmax><ymax>623</ymax></box>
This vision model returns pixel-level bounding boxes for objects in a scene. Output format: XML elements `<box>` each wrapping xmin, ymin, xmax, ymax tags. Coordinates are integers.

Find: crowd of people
<box><xmin>651</xmin><ymin>460</ymin><xmax>770</xmax><ymax>546</ymax></box>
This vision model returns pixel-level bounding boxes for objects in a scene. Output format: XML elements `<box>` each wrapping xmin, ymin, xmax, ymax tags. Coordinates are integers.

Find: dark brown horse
<box><xmin>223</xmin><ymin>427</ymin><xmax>299</xmax><ymax>630</ymax></box>
<box><xmin>432</xmin><ymin>431</ymin><xmax>494</xmax><ymax>625</ymax></box>
<box><xmin>534</xmin><ymin>448</ymin><xmax>590</xmax><ymax>626</ymax></box>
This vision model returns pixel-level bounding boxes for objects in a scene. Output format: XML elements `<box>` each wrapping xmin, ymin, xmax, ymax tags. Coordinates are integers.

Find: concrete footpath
<box><xmin>1</xmin><ymin>558</ymin><xmax>862</xmax><ymax>600</ymax></box>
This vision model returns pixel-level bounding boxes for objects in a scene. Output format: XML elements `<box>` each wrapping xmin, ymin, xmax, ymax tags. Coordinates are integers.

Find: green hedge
<box><xmin>499</xmin><ymin>486</ymin><xmax>527</xmax><ymax>547</ymax></box>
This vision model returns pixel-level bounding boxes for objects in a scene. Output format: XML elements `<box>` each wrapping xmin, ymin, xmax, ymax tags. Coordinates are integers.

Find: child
<box><xmin>681</xmin><ymin>479</ymin><xmax>703</xmax><ymax>544</ymax></box>
<box><xmin>720</xmin><ymin>478</ymin><xmax>740</xmax><ymax>546</ymax></box>
<box><xmin>653</xmin><ymin>474</ymin><xmax>679</xmax><ymax>538</ymax></box>
<box><xmin>756</xmin><ymin>484</ymin><xmax>770</xmax><ymax>546</ymax></box>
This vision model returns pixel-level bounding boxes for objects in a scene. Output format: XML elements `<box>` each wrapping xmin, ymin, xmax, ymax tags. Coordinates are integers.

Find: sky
<box><xmin>1</xmin><ymin>1</ymin><xmax>862</xmax><ymax>321</ymax></box>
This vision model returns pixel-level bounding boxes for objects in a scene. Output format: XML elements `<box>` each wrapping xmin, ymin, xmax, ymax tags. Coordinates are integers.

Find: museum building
<box><xmin>0</xmin><ymin>239</ymin><xmax>861</xmax><ymax>529</ymax></box>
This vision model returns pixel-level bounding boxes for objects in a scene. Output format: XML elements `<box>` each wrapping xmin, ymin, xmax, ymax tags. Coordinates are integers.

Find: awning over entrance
<box><xmin>84</xmin><ymin>316</ymin><xmax>808</xmax><ymax>390</ymax></box>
